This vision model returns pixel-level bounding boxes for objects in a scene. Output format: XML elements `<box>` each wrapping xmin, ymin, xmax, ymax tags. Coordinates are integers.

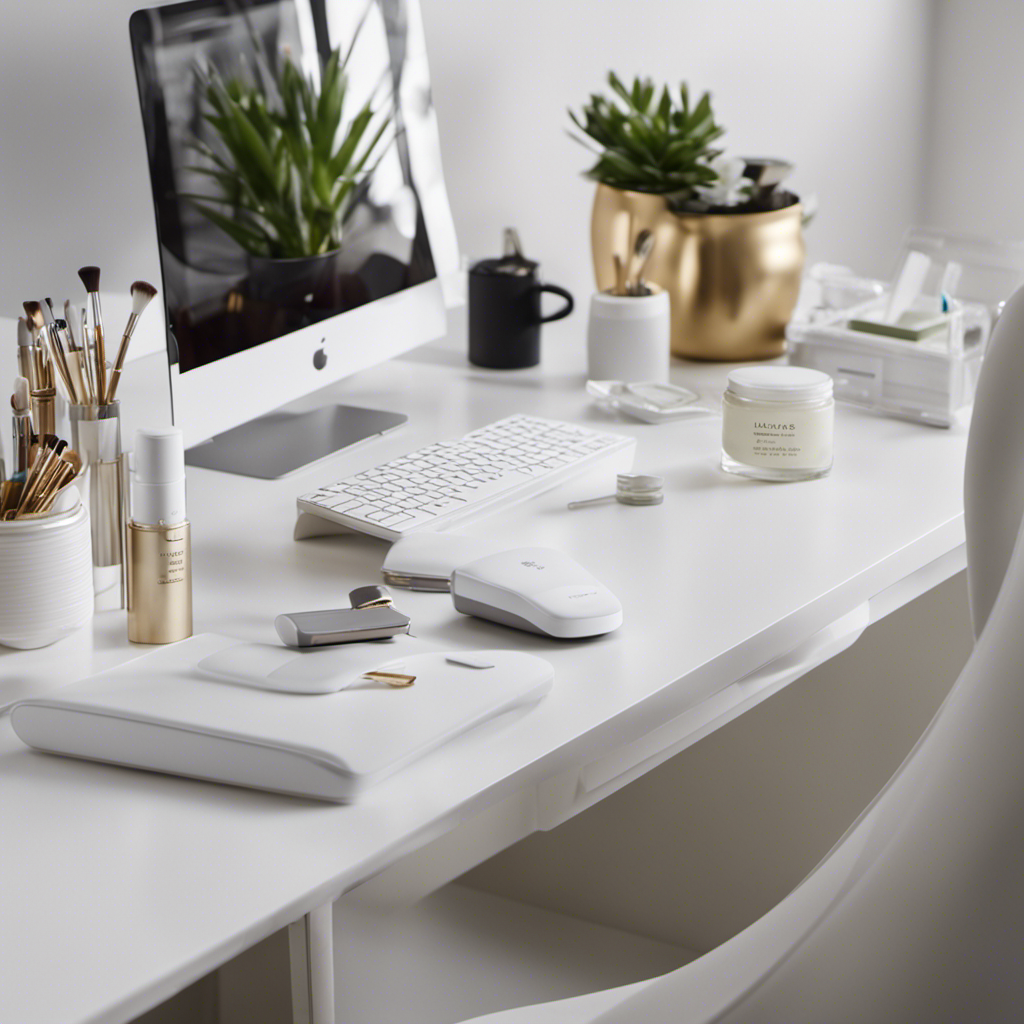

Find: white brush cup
<box><xmin>0</xmin><ymin>499</ymin><xmax>94</xmax><ymax>649</ymax></box>
<box><xmin>587</xmin><ymin>288</ymin><xmax>671</xmax><ymax>384</ymax></box>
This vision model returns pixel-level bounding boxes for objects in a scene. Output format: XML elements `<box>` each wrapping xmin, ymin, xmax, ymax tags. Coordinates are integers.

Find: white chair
<box><xmin>459</xmin><ymin>285</ymin><xmax>1024</xmax><ymax>1023</ymax></box>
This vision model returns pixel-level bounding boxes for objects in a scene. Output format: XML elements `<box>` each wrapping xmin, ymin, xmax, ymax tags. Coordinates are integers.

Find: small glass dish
<box><xmin>587</xmin><ymin>380</ymin><xmax>712</xmax><ymax>423</ymax></box>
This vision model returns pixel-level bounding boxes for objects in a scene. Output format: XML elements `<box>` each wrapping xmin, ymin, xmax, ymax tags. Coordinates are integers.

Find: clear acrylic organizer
<box><xmin>69</xmin><ymin>401</ymin><xmax>126</xmax><ymax>607</ymax></box>
<box><xmin>787</xmin><ymin>229</ymin><xmax>1024</xmax><ymax>427</ymax></box>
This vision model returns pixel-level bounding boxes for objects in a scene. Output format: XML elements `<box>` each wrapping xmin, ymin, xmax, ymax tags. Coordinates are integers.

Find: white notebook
<box><xmin>10</xmin><ymin>634</ymin><xmax>553</xmax><ymax>802</ymax></box>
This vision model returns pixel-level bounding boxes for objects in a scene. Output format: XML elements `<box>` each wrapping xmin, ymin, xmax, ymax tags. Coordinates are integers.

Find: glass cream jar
<box><xmin>721</xmin><ymin>366</ymin><xmax>834</xmax><ymax>481</ymax></box>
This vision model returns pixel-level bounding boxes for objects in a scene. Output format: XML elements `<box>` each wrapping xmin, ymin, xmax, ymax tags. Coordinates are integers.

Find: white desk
<box><xmin>0</xmin><ymin>324</ymin><xmax>968</xmax><ymax>1024</ymax></box>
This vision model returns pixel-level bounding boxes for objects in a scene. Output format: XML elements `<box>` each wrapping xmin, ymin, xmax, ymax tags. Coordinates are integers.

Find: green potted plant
<box><xmin>570</xmin><ymin>73</ymin><xmax>805</xmax><ymax>361</ymax></box>
<box><xmin>184</xmin><ymin>33</ymin><xmax>391</xmax><ymax>308</ymax></box>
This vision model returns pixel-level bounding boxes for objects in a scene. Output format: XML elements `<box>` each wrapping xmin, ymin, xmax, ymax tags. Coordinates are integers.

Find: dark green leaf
<box><xmin>192</xmin><ymin>202</ymin><xmax>271</xmax><ymax>255</ymax></box>
<box><xmin>568</xmin><ymin>72</ymin><xmax>728</xmax><ymax>201</ymax></box>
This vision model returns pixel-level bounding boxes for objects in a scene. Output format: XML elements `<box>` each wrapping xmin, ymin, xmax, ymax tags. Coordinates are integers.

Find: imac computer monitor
<box><xmin>129</xmin><ymin>0</ymin><xmax>458</xmax><ymax>477</ymax></box>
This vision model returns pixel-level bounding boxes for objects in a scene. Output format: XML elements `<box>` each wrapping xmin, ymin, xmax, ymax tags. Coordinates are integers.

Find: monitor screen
<box><xmin>130</xmin><ymin>0</ymin><xmax>439</xmax><ymax>375</ymax></box>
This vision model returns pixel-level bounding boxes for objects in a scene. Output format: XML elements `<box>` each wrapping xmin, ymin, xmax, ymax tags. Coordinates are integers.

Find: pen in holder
<box><xmin>70</xmin><ymin>401</ymin><xmax>125</xmax><ymax>607</ymax></box>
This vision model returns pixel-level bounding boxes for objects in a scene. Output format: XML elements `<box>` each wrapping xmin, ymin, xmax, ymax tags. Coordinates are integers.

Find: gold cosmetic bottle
<box><xmin>127</xmin><ymin>427</ymin><xmax>192</xmax><ymax>644</ymax></box>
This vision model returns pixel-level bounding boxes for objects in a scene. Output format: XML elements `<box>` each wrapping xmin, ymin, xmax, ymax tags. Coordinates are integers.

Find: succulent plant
<box><xmin>569</xmin><ymin>72</ymin><xmax>725</xmax><ymax>210</ymax></box>
<box><xmin>184</xmin><ymin>33</ymin><xmax>391</xmax><ymax>260</ymax></box>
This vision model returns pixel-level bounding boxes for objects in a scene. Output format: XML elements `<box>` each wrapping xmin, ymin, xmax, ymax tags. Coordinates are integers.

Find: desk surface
<box><xmin>0</xmin><ymin>324</ymin><xmax>969</xmax><ymax>1024</ymax></box>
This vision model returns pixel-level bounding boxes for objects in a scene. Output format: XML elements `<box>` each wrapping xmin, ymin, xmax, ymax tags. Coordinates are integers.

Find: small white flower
<box><xmin>697</xmin><ymin>156</ymin><xmax>749</xmax><ymax>206</ymax></box>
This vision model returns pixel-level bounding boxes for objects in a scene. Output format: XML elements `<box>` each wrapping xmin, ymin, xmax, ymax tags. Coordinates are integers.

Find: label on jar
<box><xmin>723</xmin><ymin>402</ymin><xmax>833</xmax><ymax>469</ymax></box>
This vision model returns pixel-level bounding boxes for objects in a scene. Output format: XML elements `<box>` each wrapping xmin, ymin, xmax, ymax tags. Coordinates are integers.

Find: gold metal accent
<box><xmin>70</xmin><ymin>402</ymin><xmax>124</xmax><ymax>597</ymax></box>
<box><xmin>92</xmin><ymin>321</ymin><xmax>107</xmax><ymax>405</ymax></box>
<box><xmin>90</xmin><ymin>461</ymin><xmax>123</xmax><ymax>567</ymax></box>
<box><xmin>120</xmin><ymin>453</ymin><xmax>131</xmax><ymax>608</ymax></box>
<box><xmin>127</xmin><ymin>520</ymin><xmax>193</xmax><ymax>644</ymax></box>
<box><xmin>362</xmin><ymin>671</ymin><xmax>416</xmax><ymax>688</ymax></box>
<box><xmin>66</xmin><ymin>351</ymin><xmax>91</xmax><ymax>406</ymax></box>
<box><xmin>591</xmin><ymin>184</ymin><xmax>805</xmax><ymax>361</ymax></box>
<box><xmin>29</xmin><ymin>387</ymin><xmax>56</xmax><ymax>437</ymax></box>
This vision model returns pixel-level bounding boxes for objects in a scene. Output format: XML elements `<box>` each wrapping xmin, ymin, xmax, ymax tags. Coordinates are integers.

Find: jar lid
<box><xmin>726</xmin><ymin>365</ymin><xmax>833</xmax><ymax>403</ymax></box>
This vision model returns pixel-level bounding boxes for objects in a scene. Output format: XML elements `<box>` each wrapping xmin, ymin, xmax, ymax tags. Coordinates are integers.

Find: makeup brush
<box><xmin>75</xmin><ymin>301</ymin><xmax>97</xmax><ymax>404</ymax></box>
<box><xmin>31</xmin><ymin>300</ymin><xmax>58</xmax><ymax>390</ymax></box>
<box><xmin>25</xmin><ymin>447</ymin><xmax>81</xmax><ymax>515</ymax></box>
<box><xmin>63</xmin><ymin>299</ymin><xmax>92</xmax><ymax>404</ymax></box>
<box><xmin>15</xmin><ymin>435</ymin><xmax>59</xmax><ymax>514</ymax></box>
<box><xmin>0</xmin><ymin>481</ymin><xmax>20</xmax><ymax>516</ymax></box>
<box><xmin>23</xmin><ymin>440</ymin><xmax>70</xmax><ymax>514</ymax></box>
<box><xmin>63</xmin><ymin>301</ymin><xmax>81</xmax><ymax>350</ymax></box>
<box><xmin>22</xmin><ymin>300</ymin><xmax>50</xmax><ymax>387</ymax></box>
<box><xmin>11</xmin><ymin>376</ymin><xmax>32</xmax><ymax>474</ymax></box>
<box><xmin>22</xmin><ymin>300</ymin><xmax>44</xmax><ymax>339</ymax></box>
<box><xmin>17</xmin><ymin>316</ymin><xmax>36</xmax><ymax>388</ymax></box>
<box><xmin>625</xmin><ymin>229</ymin><xmax>654</xmax><ymax>296</ymax></box>
<box><xmin>106</xmin><ymin>280</ymin><xmax>157</xmax><ymax>402</ymax></box>
<box><xmin>612</xmin><ymin>254</ymin><xmax>626</xmax><ymax>296</ymax></box>
<box><xmin>57</xmin><ymin>318</ymin><xmax>82</xmax><ymax>403</ymax></box>
<box><xmin>29</xmin><ymin>463</ymin><xmax>75</xmax><ymax>514</ymax></box>
<box><xmin>57</xmin><ymin>318</ymin><xmax>81</xmax><ymax>401</ymax></box>
<box><xmin>78</xmin><ymin>266</ymin><xmax>107</xmax><ymax>404</ymax></box>
<box><xmin>23</xmin><ymin>438</ymin><xmax>68</xmax><ymax>510</ymax></box>
<box><xmin>38</xmin><ymin>307</ymin><xmax>78</xmax><ymax>405</ymax></box>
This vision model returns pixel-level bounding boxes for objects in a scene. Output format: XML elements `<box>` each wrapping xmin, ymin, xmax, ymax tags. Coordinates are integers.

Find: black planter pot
<box><xmin>246</xmin><ymin>249</ymin><xmax>344</xmax><ymax>309</ymax></box>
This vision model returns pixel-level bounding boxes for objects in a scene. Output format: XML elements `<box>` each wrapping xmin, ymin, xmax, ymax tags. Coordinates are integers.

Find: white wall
<box><xmin>421</xmin><ymin>0</ymin><xmax>935</xmax><ymax>306</ymax></box>
<box><xmin>923</xmin><ymin>1</ymin><xmax>1024</xmax><ymax>241</ymax></box>
<box><xmin>0</xmin><ymin>0</ymin><xmax>164</xmax><ymax>317</ymax></box>
<box><xmin>0</xmin><ymin>0</ymin><xmax>933</xmax><ymax>320</ymax></box>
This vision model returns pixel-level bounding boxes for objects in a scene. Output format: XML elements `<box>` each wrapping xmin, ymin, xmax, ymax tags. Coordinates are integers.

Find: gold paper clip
<box><xmin>362</xmin><ymin>670</ymin><xmax>416</xmax><ymax>688</ymax></box>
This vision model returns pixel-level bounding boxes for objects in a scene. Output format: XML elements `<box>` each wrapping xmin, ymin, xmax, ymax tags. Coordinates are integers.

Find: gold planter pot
<box><xmin>591</xmin><ymin>184</ymin><xmax>805</xmax><ymax>361</ymax></box>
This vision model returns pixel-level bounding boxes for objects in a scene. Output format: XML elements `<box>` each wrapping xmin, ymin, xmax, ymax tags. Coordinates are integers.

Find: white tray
<box><xmin>10</xmin><ymin>634</ymin><xmax>553</xmax><ymax>802</ymax></box>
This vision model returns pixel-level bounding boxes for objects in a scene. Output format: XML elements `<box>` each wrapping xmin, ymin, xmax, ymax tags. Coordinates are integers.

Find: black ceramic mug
<box><xmin>468</xmin><ymin>256</ymin><xmax>574</xmax><ymax>369</ymax></box>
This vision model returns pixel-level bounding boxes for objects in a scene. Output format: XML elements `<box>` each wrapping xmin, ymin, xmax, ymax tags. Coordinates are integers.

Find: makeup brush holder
<box><xmin>587</xmin><ymin>288</ymin><xmax>671</xmax><ymax>383</ymax></box>
<box><xmin>70</xmin><ymin>402</ymin><xmax>126</xmax><ymax>607</ymax></box>
<box><xmin>0</xmin><ymin>498</ymin><xmax>93</xmax><ymax>649</ymax></box>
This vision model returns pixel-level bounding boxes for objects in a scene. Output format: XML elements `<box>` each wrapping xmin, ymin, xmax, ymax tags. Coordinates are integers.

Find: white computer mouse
<box><xmin>450</xmin><ymin>547</ymin><xmax>623</xmax><ymax>639</ymax></box>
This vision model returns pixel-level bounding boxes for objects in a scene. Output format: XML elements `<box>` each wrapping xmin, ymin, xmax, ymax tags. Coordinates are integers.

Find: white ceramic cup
<box><xmin>0</xmin><ymin>499</ymin><xmax>94</xmax><ymax>649</ymax></box>
<box><xmin>587</xmin><ymin>288</ymin><xmax>671</xmax><ymax>383</ymax></box>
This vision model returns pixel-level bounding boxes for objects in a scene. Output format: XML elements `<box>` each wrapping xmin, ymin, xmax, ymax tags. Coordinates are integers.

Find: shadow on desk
<box><xmin>399</xmin><ymin>342</ymin><xmax>586</xmax><ymax>392</ymax></box>
<box><xmin>6</xmin><ymin>744</ymin><xmax>332</xmax><ymax>812</ymax></box>
<box><xmin>423</xmin><ymin>611</ymin><xmax>616</xmax><ymax>654</ymax></box>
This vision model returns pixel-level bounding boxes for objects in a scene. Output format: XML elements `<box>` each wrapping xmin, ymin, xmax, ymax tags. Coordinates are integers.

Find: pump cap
<box><xmin>134</xmin><ymin>426</ymin><xmax>184</xmax><ymax>484</ymax></box>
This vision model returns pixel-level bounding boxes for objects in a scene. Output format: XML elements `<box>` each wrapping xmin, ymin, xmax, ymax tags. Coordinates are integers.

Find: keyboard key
<box><xmin>324</xmin><ymin>497</ymin><xmax>363</xmax><ymax>512</ymax></box>
<box><xmin>337</xmin><ymin>505</ymin><xmax>380</xmax><ymax>521</ymax></box>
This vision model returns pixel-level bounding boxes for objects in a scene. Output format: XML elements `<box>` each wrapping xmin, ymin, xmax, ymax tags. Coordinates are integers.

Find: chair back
<box><xmin>965</xmin><ymin>287</ymin><xmax>1024</xmax><ymax>636</ymax></box>
<box><xmin>596</xmin><ymin>287</ymin><xmax>1024</xmax><ymax>1022</ymax></box>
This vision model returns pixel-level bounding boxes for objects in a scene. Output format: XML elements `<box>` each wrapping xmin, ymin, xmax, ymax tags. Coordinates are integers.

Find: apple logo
<box><xmin>312</xmin><ymin>345</ymin><xmax>328</xmax><ymax>370</ymax></box>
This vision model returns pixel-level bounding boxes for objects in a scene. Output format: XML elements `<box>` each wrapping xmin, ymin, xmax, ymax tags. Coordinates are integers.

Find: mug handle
<box><xmin>535</xmin><ymin>284</ymin><xmax>574</xmax><ymax>323</ymax></box>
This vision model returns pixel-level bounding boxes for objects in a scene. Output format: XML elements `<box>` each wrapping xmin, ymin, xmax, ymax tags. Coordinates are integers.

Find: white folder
<box><xmin>10</xmin><ymin>634</ymin><xmax>553</xmax><ymax>802</ymax></box>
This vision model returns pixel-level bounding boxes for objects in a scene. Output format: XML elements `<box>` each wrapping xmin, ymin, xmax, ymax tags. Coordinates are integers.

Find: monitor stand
<box><xmin>184</xmin><ymin>404</ymin><xmax>407</xmax><ymax>479</ymax></box>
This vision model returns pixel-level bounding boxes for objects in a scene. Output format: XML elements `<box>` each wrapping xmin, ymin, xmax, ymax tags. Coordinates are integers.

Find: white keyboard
<box><xmin>296</xmin><ymin>415</ymin><xmax>636</xmax><ymax>541</ymax></box>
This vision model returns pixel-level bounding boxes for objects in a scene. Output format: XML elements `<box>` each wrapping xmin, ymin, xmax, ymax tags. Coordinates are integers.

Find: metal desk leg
<box><xmin>289</xmin><ymin>903</ymin><xmax>335</xmax><ymax>1024</ymax></box>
